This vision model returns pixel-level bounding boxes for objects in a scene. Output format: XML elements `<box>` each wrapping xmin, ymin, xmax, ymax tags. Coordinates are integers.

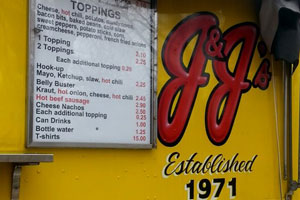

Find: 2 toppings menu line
<box><xmin>30</xmin><ymin>0</ymin><xmax>153</xmax><ymax>147</ymax></box>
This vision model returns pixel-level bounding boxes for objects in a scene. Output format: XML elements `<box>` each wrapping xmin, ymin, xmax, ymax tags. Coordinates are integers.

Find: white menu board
<box><xmin>27</xmin><ymin>0</ymin><xmax>157</xmax><ymax>148</ymax></box>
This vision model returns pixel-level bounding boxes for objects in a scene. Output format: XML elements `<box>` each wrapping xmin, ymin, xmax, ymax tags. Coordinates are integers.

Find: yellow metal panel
<box><xmin>0</xmin><ymin>0</ymin><xmax>294</xmax><ymax>199</ymax></box>
<box><xmin>0</xmin><ymin>164</ymin><xmax>12</xmax><ymax>199</ymax></box>
<box><xmin>0</xmin><ymin>0</ymin><xmax>27</xmax><ymax>152</ymax></box>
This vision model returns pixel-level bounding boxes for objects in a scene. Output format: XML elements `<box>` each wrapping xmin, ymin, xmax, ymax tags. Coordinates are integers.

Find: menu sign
<box><xmin>28</xmin><ymin>0</ymin><xmax>156</xmax><ymax>148</ymax></box>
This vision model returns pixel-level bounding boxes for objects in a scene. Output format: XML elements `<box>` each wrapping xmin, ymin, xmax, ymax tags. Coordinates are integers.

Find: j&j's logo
<box><xmin>158</xmin><ymin>12</ymin><xmax>271</xmax><ymax>147</ymax></box>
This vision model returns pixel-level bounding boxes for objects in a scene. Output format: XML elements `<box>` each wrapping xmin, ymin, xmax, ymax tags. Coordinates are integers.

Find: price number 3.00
<box><xmin>185</xmin><ymin>178</ymin><xmax>236</xmax><ymax>199</ymax></box>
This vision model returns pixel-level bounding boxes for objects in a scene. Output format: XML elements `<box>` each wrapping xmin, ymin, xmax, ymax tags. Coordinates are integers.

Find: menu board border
<box><xmin>27</xmin><ymin>0</ymin><xmax>157</xmax><ymax>149</ymax></box>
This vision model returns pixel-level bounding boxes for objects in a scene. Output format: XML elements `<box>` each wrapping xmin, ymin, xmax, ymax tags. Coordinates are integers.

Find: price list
<box><xmin>28</xmin><ymin>0</ymin><xmax>155</xmax><ymax>148</ymax></box>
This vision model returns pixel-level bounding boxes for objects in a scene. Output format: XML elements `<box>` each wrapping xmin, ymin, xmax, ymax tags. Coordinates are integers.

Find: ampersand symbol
<box><xmin>204</xmin><ymin>28</ymin><xmax>225</xmax><ymax>59</ymax></box>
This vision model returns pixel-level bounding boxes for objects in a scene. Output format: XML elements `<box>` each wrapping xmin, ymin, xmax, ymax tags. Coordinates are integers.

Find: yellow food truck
<box><xmin>0</xmin><ymin>0</ymin><xmax>300</xmax><ymax>199</ymax></box>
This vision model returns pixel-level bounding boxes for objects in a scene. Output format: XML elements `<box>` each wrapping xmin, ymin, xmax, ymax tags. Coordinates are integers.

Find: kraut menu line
<box><xmin>28</xmin><ymin>0</ymin><xmax>156</xmax><ymax>148</ymax></box>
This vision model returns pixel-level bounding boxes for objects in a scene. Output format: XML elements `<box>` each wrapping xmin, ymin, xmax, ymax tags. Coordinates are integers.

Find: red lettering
<box><xmin>158</xmin><ymin>12</ymin><xmax>270</xmax><ymax>147</ymax></box>
<box><xmin>158</xmin><ymin>13</ymin><xmax>218</xmax><ymax>146</ymax></box>
<box><xmin>205</xmin><ymin>24</ymin><xmax>259</xmax><ymax>145</ymax></box>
